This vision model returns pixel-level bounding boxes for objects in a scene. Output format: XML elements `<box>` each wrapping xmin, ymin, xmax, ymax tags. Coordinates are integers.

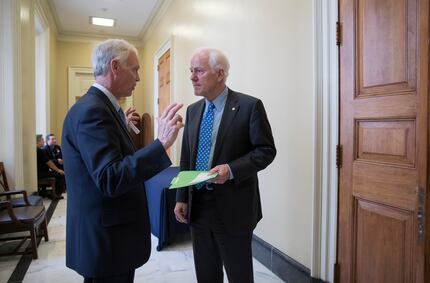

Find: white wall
<box><xmin>140</xmin><ymin>0</ymin><xmax>315</xmax><ymax>267</ymax></box>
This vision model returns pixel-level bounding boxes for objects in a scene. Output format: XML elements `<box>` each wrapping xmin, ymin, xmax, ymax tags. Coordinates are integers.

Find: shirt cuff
<box><xmin>227</xmin><ymin>164</ymin><xmax>234</xmax><ymax>180</ymax></box>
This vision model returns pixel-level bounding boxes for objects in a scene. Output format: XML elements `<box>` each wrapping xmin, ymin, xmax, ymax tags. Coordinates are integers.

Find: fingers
<box><xmin>157</xmin><ymin>102</ymin><xmax>185</xmax><ymax>149</ymax></box>
<box><xmin>162</xmin><ymin>103</ymin><xmax>183</xmax><ymax>121</ymax></box>
<box><xmin>174</xmin><ymin>203</ymin><xmax>188</xmax><ymax>223</ymax></box>
<box><xmin>169</xmin><ymin>114</ymin><xmax>184</xmax><ymax>129</ymax></box>
<box><xmin>124</xmin><ymin>107</ymin><xmax>136</xmax><ymax>116</ymax></box>
<box><xmin>209</xmin><ymin>164</ymin><xmax>229</xmax><ymax>184</ymax></box>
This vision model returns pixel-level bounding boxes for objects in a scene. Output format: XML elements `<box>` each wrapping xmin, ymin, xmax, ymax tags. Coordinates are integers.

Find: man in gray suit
<box><xmin>174</xmin><ymin>48</ymin><xmax>276</xmax><ymax>283</ymax></box>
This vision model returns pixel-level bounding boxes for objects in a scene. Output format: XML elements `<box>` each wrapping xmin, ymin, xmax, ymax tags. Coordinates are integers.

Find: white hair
<box><xmin>193</xmin><ymin>48</ymin><xmax>230</xmax><ymax>82</ymax></box>
<box><xmin>92</xmin><ymin>39</ymin><xmax>138</xmax><ymax>77</ymax></box>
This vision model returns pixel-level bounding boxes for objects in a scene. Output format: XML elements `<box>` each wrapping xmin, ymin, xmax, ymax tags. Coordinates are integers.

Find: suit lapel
<box><xmin>90</xmin><ymin>87</ymin><xmax>136</xmax><ymax>151</ymax></box>
<box><xmin>189</xmin><ymin>100</ymin><xmax>205</xmax><ymax>169</ymax></box>
<box><xmin>212</xmin><ymin>90</ymin><xmax>239</xmax><ymax>165</ymax></box>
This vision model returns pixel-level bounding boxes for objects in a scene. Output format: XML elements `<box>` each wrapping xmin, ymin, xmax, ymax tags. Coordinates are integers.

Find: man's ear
<box><xmin>217</xmin><ymin>69</ymin><xmax>225</xmax><ymax>82</ymax></box>
<box><xmin>111</xmin><ymin>59</ymin><xmax>120</xmax><ymax>76</ymax></box>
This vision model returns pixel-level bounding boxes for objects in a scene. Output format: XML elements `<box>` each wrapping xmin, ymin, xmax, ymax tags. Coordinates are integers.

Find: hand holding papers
<box><xmin>169</xmin><ymin>171</ymin><xmax>218</xmax><ymax>189</ymax></box>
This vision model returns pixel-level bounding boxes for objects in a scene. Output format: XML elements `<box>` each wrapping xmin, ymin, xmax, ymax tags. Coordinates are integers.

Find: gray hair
<box><xmin>92</xmin><ymin>39</ymin><xmax>138</xmax><ymax>77</ymax></box>
<box><xmin>194</xmin><ymin>48</ymin><xmax>230</xmax><ymax>82</ymax></box>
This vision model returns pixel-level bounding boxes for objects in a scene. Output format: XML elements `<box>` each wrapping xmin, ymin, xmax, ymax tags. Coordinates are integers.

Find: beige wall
<box><xmin>55</xmin><ymin>41</ymin><xmax>96</xmax><ymax>139</ymax></box>
<box><xmin>140</xmin><ymin>0</ymin><xmax>314</xmax><ymax>267</ymax></box>
<box><xmin>54</xmin><ymin>41</ymin><xmax>142</xmax><ymax>142</ymax></box>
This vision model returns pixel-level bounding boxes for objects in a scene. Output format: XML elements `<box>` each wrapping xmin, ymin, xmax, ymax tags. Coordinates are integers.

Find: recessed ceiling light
<box><xmin>90</xmin><ymin>16</ymin><xmax>115</xmax><ymax>27</ymax></box>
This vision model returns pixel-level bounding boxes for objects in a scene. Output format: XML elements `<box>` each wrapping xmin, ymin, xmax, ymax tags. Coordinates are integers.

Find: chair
<box><xmin>0</xmin><ymin>162</ymin><xmax>43</xmax><ymax>207</ymax></box>
<box><xmin>0</xmin><ymin>200</ymin><xmax>49</xmax><ymax>259</ymax></box>
<box><xmin>37</xmin><ymin>177</ymin><xmax>58</xmax><ymax>199</ymax></box>
<box><xmin>141</xmin><ymin>113</ymin><xmax>153</xmax><ymax>147</ymax></box>
<box><xmin>129</xmin><ymin>112</ymin><xmax>154</xmax><ymax>149</ymax></box>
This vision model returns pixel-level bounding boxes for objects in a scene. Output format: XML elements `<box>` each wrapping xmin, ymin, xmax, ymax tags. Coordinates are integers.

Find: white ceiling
<box><xmin>48</xmin><ymin>0</ymin><xmax>161</xmax><ymax>40</ymax></box>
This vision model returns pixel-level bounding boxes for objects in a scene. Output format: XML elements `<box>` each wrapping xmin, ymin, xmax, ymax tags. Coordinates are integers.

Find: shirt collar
<box><xmin>205</xmin><ymin>86</ymin><xmax>228</xmax><ymax>110</ymax></box>
<box><xmin>93</xmin><ymin>82</ymin><xmax>121</xmax><ymax>111</ymax></box>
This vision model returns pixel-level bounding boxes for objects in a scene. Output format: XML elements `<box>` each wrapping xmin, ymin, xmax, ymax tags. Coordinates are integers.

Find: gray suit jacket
<box><xmin>177</xmin><ymin>88</ymin><xmax>276</xmax><ymax>234</ymax></box>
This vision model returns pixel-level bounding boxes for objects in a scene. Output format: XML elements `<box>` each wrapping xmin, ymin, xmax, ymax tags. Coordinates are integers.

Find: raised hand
<box><xmin>157</xmin><ymin>102</ymin><xmax>184</xmax><ymax>150</ymax></box>
<box><xmin>124</xmin><ymin>107</ymin><xmax>140</xmax><ymax>125</ymax></box>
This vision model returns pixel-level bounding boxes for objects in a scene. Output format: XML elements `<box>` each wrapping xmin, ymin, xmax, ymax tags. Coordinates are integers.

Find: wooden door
<box><xmin>338</xmin><ymin>0</ymin><xmax>429</xmax><ymax>282</ymax></box>
<box><xmin>158</xmin><ymin>49</ymin><xmax>171</xmax><ymax>118</ymax></box>
<box><xmin>158</xmin><ymin>49</ymin><xmax>171</xmax><ymax>156</ymax></box>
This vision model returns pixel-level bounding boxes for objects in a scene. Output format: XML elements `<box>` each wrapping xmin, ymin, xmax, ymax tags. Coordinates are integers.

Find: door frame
<box><xmin>153</xmin><ymin>36</ymin><xmax>175</xmax><ymax>159</ymax></box>
<box><xmin>312</xmin><ymin>0</ymin><xmax>339</xmax><ymax>282</ymax></box>
<box><xmin>67</xmin><ymin>66</ymin><xmax>93</xmax><ymax>109</ymax></box>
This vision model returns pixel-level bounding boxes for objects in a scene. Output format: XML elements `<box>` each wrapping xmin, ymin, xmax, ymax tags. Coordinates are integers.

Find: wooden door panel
<box><xmin>355</xmin><ymin>199</ymin><xmax>413</xmax><ymax>283</ymax></box>
<box><xmin>158</xmin><ymin>49</ymin><xmax>171</xmax><ymax>156</ymax></box>
<box><xmin>158</xmin><ymin>50</ymin><xmax>171</xmax><ymax>116</ymax></box>
<box><xmin>338</xmin><ymin>0</ymin><xmax>428</xmax><ymax>282</ymax></box>
<box><xmin>353</xmin><ymin>95</ymin><xmax>416</xmax><ymax>117</ymax></box>
<box><xmin>358</xmin><ymin>0</ymin><xmax>417</xmax><ymax>95</ymax></box>
<box><xmin>353</xmin><ymin>163</ymin><xmax>417</xmax><ymax>210</ymax></box>
<box><xmin>356</xmin><ymin>120</ymin><xmax>415</xmax><ymax>166</ymax></box>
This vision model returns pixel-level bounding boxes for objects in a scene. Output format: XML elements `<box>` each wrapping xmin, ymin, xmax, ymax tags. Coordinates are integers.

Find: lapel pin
<box><xmin>232</xmin><ymin>107</ymin><xmax>235</xmax><ymax>111</ymax></box>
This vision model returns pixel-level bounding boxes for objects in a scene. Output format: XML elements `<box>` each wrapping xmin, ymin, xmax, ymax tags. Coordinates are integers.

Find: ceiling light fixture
<box><xmin>90</xmin><ymin>16</ymin><xmax>115</xmax><ymax>27</ymax></box>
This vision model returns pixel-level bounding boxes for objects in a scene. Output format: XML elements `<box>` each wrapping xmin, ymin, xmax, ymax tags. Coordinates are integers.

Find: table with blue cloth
<box><xmin>144</xmin><ymin>166</ymin><xmax>189</xmax><ymax>251</ymax></box>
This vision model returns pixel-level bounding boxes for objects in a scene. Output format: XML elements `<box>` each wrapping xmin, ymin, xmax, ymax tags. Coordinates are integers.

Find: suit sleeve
<box><xmin>76</xmin><ymin>105</ymin><xmax>171</xmax><ymax>198</ymax></box>
<box><xmin>228</xmin><ymin>99</ymin><xmax>276</xmax><ymax>183</ymax></box>
<box><xmin>176</xmin><ymin>107</ymin><xmax>191</xmax><ymax>203</ymax></box>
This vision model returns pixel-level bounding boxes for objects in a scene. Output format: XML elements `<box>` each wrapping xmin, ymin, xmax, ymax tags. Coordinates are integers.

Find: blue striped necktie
<box><xmin>195</xmin><ymin>102</ymin><xmax>215</xmax><ymax>189</ymax></box>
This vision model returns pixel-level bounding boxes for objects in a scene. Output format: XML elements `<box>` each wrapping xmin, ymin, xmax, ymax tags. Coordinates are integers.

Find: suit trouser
<box><xmin>191</xmin><ymin>190</ymin><xmax>254</xmax><ymax>283</ymax></box>
<box><xmin>83</xmin><ymin>270</ymin><xmax>135</xmax><ymax>283</ymax></box>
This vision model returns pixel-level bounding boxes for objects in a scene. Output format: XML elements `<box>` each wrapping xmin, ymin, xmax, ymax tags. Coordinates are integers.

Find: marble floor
<box><xmin>0</xmin><ymin>194</ymin><xmax>284</xmax><ymax>283</ymax></box>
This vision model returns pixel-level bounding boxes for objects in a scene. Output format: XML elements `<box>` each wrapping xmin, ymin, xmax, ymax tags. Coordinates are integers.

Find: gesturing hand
<box><xmin>124</xmin><ymin>107</ymin><xmax>139</xmax><ymax>125</ymax></box>
<box><xmin>157</xmin><ymin>102</ymin><xmax>184</xmax><ymax>150</ymax></box>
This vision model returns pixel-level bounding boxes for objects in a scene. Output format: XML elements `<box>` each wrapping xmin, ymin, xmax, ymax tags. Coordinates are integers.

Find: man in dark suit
<box><xmin>62</xmin><ymin>39</ymin><xmax>183</xmax><ymax>283</ymax></box>
<box><xmin>43</xmin><ymin>133</ymin><xmax>63</xmax><ymax>169</ymax></box>
<box><xmin>36</xmin><ymin>134</ymin><xmax>65</xmax><ymax>199</ymax></box>
<box><xmin>174</xmin><ymin>48</ymin><xmax>276</xmax><ymax>283</ymax></box>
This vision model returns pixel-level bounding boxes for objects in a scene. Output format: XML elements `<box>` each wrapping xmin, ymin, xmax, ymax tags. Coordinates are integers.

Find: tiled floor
<box><xmin>0</xmin><ymin>194</ymin><xmax>284</xmax><ymax>282</ymax></box>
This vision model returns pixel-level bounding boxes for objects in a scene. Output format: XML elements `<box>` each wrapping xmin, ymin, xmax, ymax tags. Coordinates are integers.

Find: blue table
<box><xmin>144</xmin><ymin>166</ymin><xmax>189</xmax><ymax>251</ymax></box>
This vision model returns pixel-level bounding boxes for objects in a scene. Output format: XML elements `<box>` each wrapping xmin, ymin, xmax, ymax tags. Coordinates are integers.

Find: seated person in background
<box><xmin>37</xmin><ymin>134</ymin><xmax>65</xmax><ymax>199</ymax></box>
<box><xmin>43</xmin><ymin>133</ymin><xmax>63</xmax><ymax>169</ymax></box>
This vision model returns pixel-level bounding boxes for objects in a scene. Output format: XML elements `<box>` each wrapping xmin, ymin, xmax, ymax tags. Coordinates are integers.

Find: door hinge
<box><xmin>336</xmin><ymin>144</ymin><xmax>343</xmax><ymax>168</ymax></box>
<box><xmin>333</xmin><ymin>262</ymin><xmax>340</xmax><ymax>283</ymax></box>
<box><xmin>416</xmin><ymin>187</ymin><xmax>425</xmax><ymax>243</ymax></box>
<box><xmin>157</xmin><ymin>98</ymin><xmax>160</xmax><ymax>105</ymax></box>
<box><xmin>336</xmin><ymin>22</ymin><xmax>342</xmax><ymax>46</ymax></box>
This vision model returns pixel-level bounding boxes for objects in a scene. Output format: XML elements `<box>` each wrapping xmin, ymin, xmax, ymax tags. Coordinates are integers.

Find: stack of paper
<box><xmin>169</xmin><ymin>171</ymin><xmax>218</xmax><ymax>189</ymax></box>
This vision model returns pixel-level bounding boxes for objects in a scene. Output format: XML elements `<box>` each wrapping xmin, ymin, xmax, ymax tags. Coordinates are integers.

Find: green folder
<box><xmin>169</xmin><ymin>171</ymin><xmax>218</xmax><ymax>189</ymax></box>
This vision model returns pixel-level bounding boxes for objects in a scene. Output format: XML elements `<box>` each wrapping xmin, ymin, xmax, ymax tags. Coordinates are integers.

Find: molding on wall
<box><xmin>252</xmin><ymin>235</ymin><xmax>328</xmax><ymax>283</ymax></box>
<box><xmin>56</xmin><ymin>32</ymin><xmax>143</xmax><ymax>47</ymax></box>
<box><xmin>35</xmin><ymin>0</ymin><xmax>58</xmax><ymax>35</ymax></box>
<box><xmin>141</xmin><ymin>0</ymin><xmax>174</xmax><ymax>45</ymax></box>
<box><xmin>312</xmin><ymin>0</ymin><xmax>339</xmax><ymax>282</ymax></box>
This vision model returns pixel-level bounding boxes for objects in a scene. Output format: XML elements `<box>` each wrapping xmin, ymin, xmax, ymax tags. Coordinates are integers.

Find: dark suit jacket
<box><xmin>62</xmin><ymin>86</ymin><xmax>171</xmax><ymax>277</ymax></box>
<box><xmin>177</xmin><ymin>89</ymin><xmax>276</xmax><ymax>234</ymax></box>
<box><xmin>43</xmin><ymin>144</ymin><xmax>63</xmax><ymax>168</ymax></box>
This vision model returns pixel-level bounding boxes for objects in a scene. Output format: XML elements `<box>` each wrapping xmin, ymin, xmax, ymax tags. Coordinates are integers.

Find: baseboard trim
<box><xmin>252</xmin><ymin>234</ymin><xmax>327</xmax><ymax>283</ymax></box>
